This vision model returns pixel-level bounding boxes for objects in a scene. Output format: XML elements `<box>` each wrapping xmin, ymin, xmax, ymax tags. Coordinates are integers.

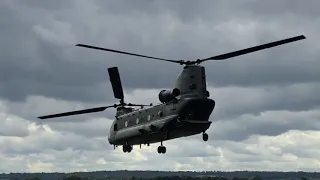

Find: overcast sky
<box><xmin>1</xmin><ymin>0</ymin><xmax>320</xmax><ymax>173</ymax></box>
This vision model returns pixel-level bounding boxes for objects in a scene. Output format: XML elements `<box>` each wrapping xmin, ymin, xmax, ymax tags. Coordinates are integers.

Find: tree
<box><xmin>252</xmin><ymin>176</ymin><xmax>262</xmax><ymax>180</ymax></box>
<box><xmin>232</xmin><ymin>177</ymin><xmax>248</xmax><ymax>180</ymax></box>
<box><xmin>62</xmin><ymin>175</ymin><xmax>82</xmax><ymax>180</ymax></box>
<box><xmin>26</xmin><ymin>177</ymin><xmax>41</xmax><ymax>180</ymax></box>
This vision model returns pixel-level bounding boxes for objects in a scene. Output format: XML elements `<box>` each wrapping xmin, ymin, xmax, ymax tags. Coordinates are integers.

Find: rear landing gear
<box><xmin>123</xmin><ymin>145</ymin><xmax>132</xmax><ymax>153</ymax></box>
<box><xmin>202</xmin><ymin>133</ymin><xmax>208</xmax><ymax>141</ymax></box>
<box><xmin>157</xmin><ymin>141</ymin><xmax>166</xmax><ymax>154</ymax></box>
<box><xmin>158</xmin><ymin>146</ymin><xmax>166</xmax><ymax>154</ymax></box>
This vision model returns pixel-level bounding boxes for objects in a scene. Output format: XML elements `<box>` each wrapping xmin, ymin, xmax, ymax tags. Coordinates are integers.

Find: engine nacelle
<box><xmin>158</xmin><ymin>88</ymin><xmax>180</xmax><ymax>103</ymax></box>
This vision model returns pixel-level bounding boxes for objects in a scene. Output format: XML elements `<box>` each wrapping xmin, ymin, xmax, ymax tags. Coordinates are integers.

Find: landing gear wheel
<box><xmin>162</xmin><ymin>146</ymin><xmax>166</xmax><ymax>154</ymax></box>
<box><xmin>127</xmin><ymin>146</ymin><xmax>132</xmax><ymax>153</ymax></box>
<box><xmin>122</xmin><ymin>145</ymin><xmax>132</xmax><ymax>153</ymax></box>
<box><xmin>157</xmin><ymin>146</ymin><xmax>166</xmax><ymax>154</ymax></box>
<box><xmin>202</xmin><ymin>133</ymin><xmax>208</xmax><ymax>141</ymax></box>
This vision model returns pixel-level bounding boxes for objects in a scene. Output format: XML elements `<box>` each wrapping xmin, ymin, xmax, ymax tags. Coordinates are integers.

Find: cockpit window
<box><xmin>114</xmin><ymin>124</ymin><xmax>118</xmax><ymax>131</ymax></box>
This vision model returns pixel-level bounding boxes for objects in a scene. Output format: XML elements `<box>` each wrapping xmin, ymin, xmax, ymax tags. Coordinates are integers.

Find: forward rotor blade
<box><xmin>127</xmin><ymin>103</ymin><xmax>153</xmax><ymax>107</ymax></box>
<box><xmin>201</xmin><ymin>35</ymin><xmax>306</xmax><ymax>61</ymax></box>
<box><xmin>108</xmin><ymin>67</ymin><xmax>124</xmax><ymax>100</ymax></box>
<box><xmin>76</xmin><ymin>44</ymin><xmax>181</xmax><ymax>64</ymax></box>
<box><xmin>37</xmin><ymin>106</ymin><xmax>113</xmax><ymax>119</ymax></box>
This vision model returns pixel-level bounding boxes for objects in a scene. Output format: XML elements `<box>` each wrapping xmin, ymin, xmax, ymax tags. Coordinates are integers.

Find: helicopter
<box><xmin>38</xmin><ymin>35</ymin><xmax>306</xmax><ymax>154</ymax></box>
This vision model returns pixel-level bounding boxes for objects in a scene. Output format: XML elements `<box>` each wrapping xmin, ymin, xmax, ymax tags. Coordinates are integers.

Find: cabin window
<box><xmin>136</xmin><ymin>118</ymin><xmax>139</xmax><ymax>124</ymax></box>
<box><xmin>114</xmin><ymin>124</ymin><xmax>118</xmax><ymax>131</ymax></box>
<box><xmin>158</xmin><ymin>111</ymin><xmax>163</xmax><ymax>117</ymax></box>
<box><xmin>189</xmin><ymin>84</ymin><xmax>196</xmax><ymax>90</ymax></box>
<box><xmin>147</xmin><ymin>115</ymin><xmax>151</xmax><ymax>121</ymax></box>
<box><xmin>125</xmin><ymin>121</ymin><xmax>128</xmax><ymax>127</ymax></box>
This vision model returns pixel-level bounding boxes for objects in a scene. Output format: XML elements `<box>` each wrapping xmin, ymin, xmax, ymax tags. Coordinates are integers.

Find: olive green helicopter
<box><xmin>38</xmin><ymin>35</ymin><xmax>306</xmax><ymax>154</ymax></box>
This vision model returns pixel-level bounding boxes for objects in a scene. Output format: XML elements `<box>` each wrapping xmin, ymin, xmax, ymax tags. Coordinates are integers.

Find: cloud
<box><xmin>209</xmin><ymin>109</ymin><xmax>320</xmax><ymax>141</ymax></box>
<box><xmin>1</xmin><ymin>0</ymin><xmax>320</xmax><ymax>173</ymax></box>
<box><xmin>1</xmin><ymin>0</ymin><xmax>318</xmax><ymax>103</ymax></box>
<box><xmin>0</xmin><ymin>103</ymin><xmax>29</xmax><ymax>137</ymax></box>
<box><xmin>2</xmin><ymin>85</ymin><xmax>320</xmax><ymax>172</ymax></box>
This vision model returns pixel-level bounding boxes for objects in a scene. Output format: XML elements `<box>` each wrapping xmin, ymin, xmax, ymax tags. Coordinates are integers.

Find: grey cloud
<box><xmin>1</xmin><ymin>112</ymin><xmax>320</xmax><ymax>172</ymax></box>
<box><xmin>208</xmin><ymin>109</ymin><xmax>320</xmax><ymax>141</ymax></box>
<box><xmin>210</xmin><ymin>82</ymin><xmax>320</xmax><ymax>120</ymax></box>
<box><xmin>1</xmin><ymin>0</ymin><xmax>320</xmax><ymax>173</ymax></box>
<box><xmin>0</xmin><ymin>112</ymin><xmax>29</xmax><ymax>137</ymax></box>
<box><xmin>242</xmin><ymin>0</ymin><xmax>320</xmax><ymax>18</ymax></box>
<box><xmin>46</xmin><ymin>118</ymin><xmax>114</xmax><ymax>138</ymax></box>
<box><xmin>18</xmin><ymin>0</ymin><xmax>73</xmax><ymax>10</ymax></box>
<box><xmin>1</xmin><ymin>0</ymin><xmax>318</xmax><ymax>103</ymax></box>
<box><xmin>1</xmin><ymin>127</ymin><xmax>113</xmax><ymax>156</ymax></box>
<box><xmin>4</xmin><ymin>82</ymin><xmax>320</xmax><ymax>142</ymax></box>
<box><xmin>164</xmin><ymin>139</ymin><xmax>221</xmax><ymax>157</ymax></box>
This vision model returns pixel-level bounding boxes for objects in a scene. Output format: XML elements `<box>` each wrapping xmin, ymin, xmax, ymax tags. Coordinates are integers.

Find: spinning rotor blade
<box><xmin>37</xmin><ymin>105</ymin><xmax>114</xmax><ymax>119</ymax></box>
<box><xmin>76</xmin><ymin>35</ymin><xmax>306</xmax><ymax>66</ymax></box>
<box><xmin>200</xmin><ymin>35</ymin><xmax>306</xmax><ymax>62</ymax></box>
<box><xmin>108</xmin><ymin>67</ymin><xmax>124</xmax><ymax>100</ymax></box>
<box><xmin>76</xmin><ymin>44</ymin><xmax>181</xmax><ymax>64</ymax></box>
<box><xmin>126</xmin><ymin>103</ymin><xmax>153</xmax><ymax>107</ymax></box>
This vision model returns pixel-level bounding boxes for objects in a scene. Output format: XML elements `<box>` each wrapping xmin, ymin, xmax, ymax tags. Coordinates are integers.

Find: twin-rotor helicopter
<box><xmin>38</xmin><ymin>35</ymin><xmax>306</xmax><ymax>154</ymax></box>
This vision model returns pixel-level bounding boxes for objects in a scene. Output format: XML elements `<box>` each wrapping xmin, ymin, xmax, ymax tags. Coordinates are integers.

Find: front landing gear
<box><xmin>157</xmin><ymin>141</ymin><xmax>166</xmax><ymax>154</ymax></box>
<box><xmin>202</xmin><ymin>132</ymin><xmax>208</xmax><ymax>141</ymax></box>
<box><xmin>123</xmin><ymin>145</ymin><xmax>132</xmax><ymax>153</ymax></box>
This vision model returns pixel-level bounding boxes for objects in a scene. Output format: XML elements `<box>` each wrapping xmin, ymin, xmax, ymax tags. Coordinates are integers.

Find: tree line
<box><xmin>24</xmin><ymin>175</ymin><xmax>281</xmax><ymax>180</ymax></box>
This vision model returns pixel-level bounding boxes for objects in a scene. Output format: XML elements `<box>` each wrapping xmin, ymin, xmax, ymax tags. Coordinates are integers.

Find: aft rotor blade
<box><xmin>201</xmin><ymin>35</ymin><xmax>306</xmax><ymax>61</ymax></box>
<box><xmin>37</xmin><ymin>106</ymin><xmax>113</xmax><ymax>119</ymax></box>
<box><xmin>108</xmin><ymin>67</ymin><xmax>124</xmax><ymax>100</ymax></box>
<box><xmin>76</xmin><ymin>44</ymin><xmax>181</xmax><ymax>64</ymax></box>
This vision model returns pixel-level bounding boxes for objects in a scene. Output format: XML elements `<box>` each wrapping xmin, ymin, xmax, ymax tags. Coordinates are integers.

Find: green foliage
<box><xmin>25</xmin><ymin>177</ymin><xmax>41</xmax><ymax>180</ymax></box>
<box><xmin>62</xmin><ymin>175</ymin><xmax>83</xmax><ymax>180</ymax></box>
<box><xmin>232</xmin><ymin>177</ymin><xmax>248</xmax><ymax>180</ymax></box>
<box><xmin>251</xmin><ymin>176</ymin><xmax>262</xmax><ymax>180</ymax></box>
<box><xmin>2</xmin><ymin>171</ymin><xmax>318</xmax><ymax>180</ymax></box>
<box><xmin>138</xmin><ymin>176</ymin><xmax>247</xmax><ymax>180</ymax></box>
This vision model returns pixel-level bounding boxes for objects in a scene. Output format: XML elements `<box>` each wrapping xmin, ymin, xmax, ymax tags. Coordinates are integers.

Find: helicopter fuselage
<box><xmin>108</xmin><ymin>64</ymin><xmax>215</xmax><ymax>146</ymax></box>
<box><xmin>108</xmin><ymin>97</ymin><xmax>215</xmax><ymax>146</ymax></box>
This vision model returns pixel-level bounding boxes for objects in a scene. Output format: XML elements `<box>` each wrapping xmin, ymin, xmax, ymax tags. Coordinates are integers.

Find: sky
<box><xmin>1</xmin><ymin>0</ymin><xmax>320</xmax><ymax>173</ymax></box>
